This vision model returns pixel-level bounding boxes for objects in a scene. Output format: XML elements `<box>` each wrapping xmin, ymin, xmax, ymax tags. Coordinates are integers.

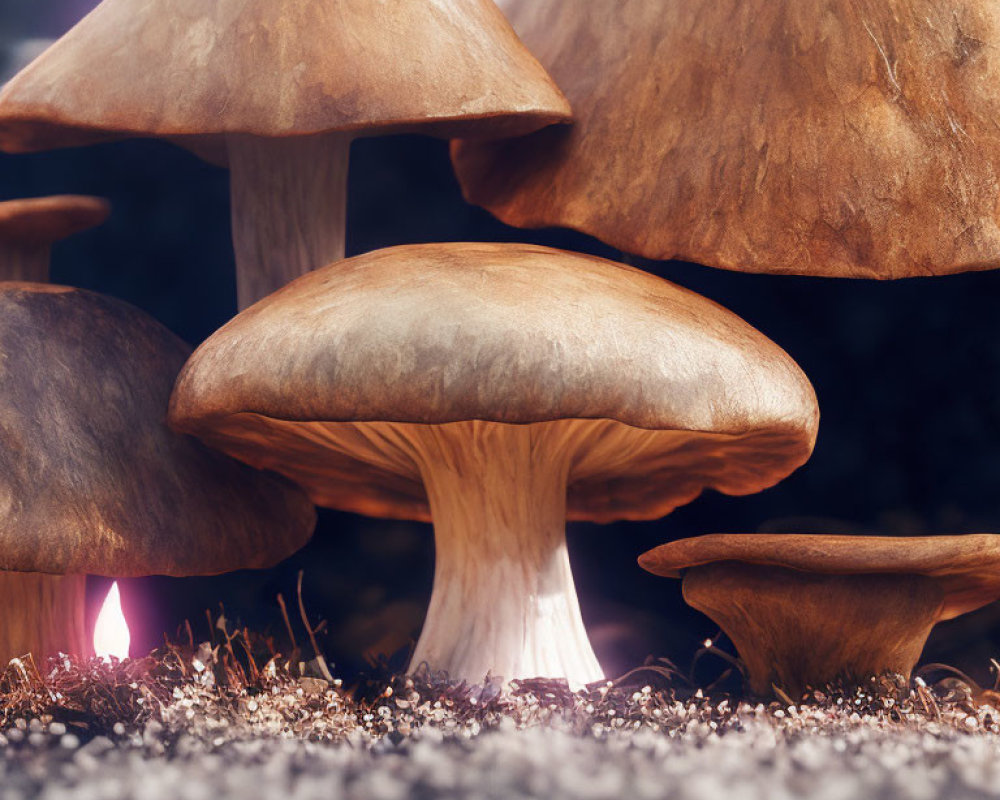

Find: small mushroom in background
<box><xmin>0</xmin><ymin>195</ymin><xmax>109</xmax><ymax>281</ymax></box>
<box><xmin>169</xmin><ymin>242</ymin><xmax>819</xmax><ymax>688</ymax></box>
<box><xmin>0</xmin><ymin>0</ymin><xmax>571</xmax><ymax>309</ymax></box>
<box><xmin>638</xmin><ymin>533</ymin><xmax>1000</xmax><ymax>698</ymax></box>
<box><xmin>452</xmin><ymin>0</ymin><xmax>1000</xmax><ymax>279</ymax></box>
<box><xmin>0</xmin><ymin>283</ymin><xmax>315</xmax><ymax>664</ymax></box>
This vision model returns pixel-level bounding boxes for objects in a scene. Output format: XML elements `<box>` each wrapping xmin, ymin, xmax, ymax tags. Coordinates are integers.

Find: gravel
<box><xmin>2</xmin><ymin>674</ymin><xmax>1000</xmax><ymax>800</ymax></box>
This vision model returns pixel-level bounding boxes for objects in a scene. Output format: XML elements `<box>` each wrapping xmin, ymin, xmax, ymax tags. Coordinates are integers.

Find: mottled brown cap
<box><xmin>0</xmin><ymin>0</ymin><xmax>570</xmax><ymax>155</ymax></box>
<box><xmin>169</xmin><ymin>242</ymin><xmax>818</xmax><ymax>523</ymax></box>
<box><xmin>452</xmin><ymin>0</ymin><xmax>1000</xmax><ymax>279</ymax></box>
<box><xmin>0</xmin><ymin>283</ymin><xmax>315</xmax><ymax>577</ymax></box>
<box><xmin>638</xmin><ymin>533</ymin><xmax>1000</xmax><ymax>619</ymax></box>
<box><xmin>0</xmin><ymin>196</ymin><xmax>110</xmax><ymax>245</ymax></box>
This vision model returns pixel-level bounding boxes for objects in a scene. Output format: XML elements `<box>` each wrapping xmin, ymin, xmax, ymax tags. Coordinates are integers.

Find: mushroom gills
<box><xmin>682</xmin><ymin>561</ymin><xmax>944</xmax><ymax>698</ymax></box>
<box><xmin>0</xmin><ymin>572</ymin><xmax>88</xmax><ymax>663</ymax></box>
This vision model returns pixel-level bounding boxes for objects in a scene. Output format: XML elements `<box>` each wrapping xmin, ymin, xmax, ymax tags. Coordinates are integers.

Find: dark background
<box><xmin>3</xmin><ymin>2</ymin><xmax>1000</xmax><ymax>687</ymax></box>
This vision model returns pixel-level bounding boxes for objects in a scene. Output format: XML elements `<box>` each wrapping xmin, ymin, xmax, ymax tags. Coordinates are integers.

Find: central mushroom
<box><xmin>169</xmin><ymin>243</ymin><xmax>818</xmax><ymax>686</ymax></box>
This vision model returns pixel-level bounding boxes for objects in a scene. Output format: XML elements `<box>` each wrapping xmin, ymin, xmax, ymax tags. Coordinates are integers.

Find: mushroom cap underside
<box><xmin>639</xmin><ymin>533</ymin><xmax>1000</xmax><ymax>619</ymax></box>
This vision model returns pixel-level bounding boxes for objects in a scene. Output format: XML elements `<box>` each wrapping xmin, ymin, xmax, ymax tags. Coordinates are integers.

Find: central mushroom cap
<box><xmin>170</xmin><ymin>242</ymin><xmax>818</xmax><ymax>686</ymax></box>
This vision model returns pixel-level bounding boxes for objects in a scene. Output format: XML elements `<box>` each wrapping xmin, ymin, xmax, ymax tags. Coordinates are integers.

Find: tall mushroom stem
<box><xmin>1</xmin><ymin>243</ymin><xmax>50</xmax><ymax>282</ymax></box>
<box><xmin>227</xmin><ymin>132</ymin><xmax>351</xmax><ymax>310</ymax></box>
<box><xmin>0</xmin><ymin>572</ymin><xmax>88</xmax><ymax>664</ymax></box>
<box><xmin>683</xmin><ymin>562</ymin><xmax>945</xmax><ymax>698</ymax></box>
<box><xmin>405</xmin><ymin>423</ymin><xmax>604</xmax><ymax>688</ymax></box>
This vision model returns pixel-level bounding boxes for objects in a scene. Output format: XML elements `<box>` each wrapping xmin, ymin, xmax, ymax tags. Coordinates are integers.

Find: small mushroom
<box><xmin>452</xmin><ymin>0</ymin><xmax>1000</xmax><ymax>278</ymax></box>
<box><xmin>638</xmin><ymin>533</ymin><xmax>1000</xmax><ymax>697</ymax></box>
<box><xmin>0</xmin><ymin>283</ymin><xmax>315</xmax><ymax>663</ymax></box>
<box><xmin>169</xmin><ymin>242</ymin><xmax>818</xmax><ymax>687</ymax></box>
<box><xmin>0</xmin><ymin>0</ymin><xmax>571</xmax><ymax>308</ymax></box>
<box><xmin>0</xmin><ymin>195</ymin><xmax>109</xmax><ymax>281</ymax></box>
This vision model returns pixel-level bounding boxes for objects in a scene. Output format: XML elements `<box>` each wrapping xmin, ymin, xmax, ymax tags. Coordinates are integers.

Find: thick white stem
<box><xmin>0</xmin><ymin>572</ymin><xmax>89</xmax><ymax>664</ymax></box>
<box><xmin>227</xmin><ymin>133</ymin><xmax>350</xmax><ymax>310</ymax></box>
<box><xmin>0</xmin><ymin>243</ymin><xmax>50</xmax><ymax>282</ymax></box>
<box><xmin>406</xmin><ymin>424</ymin><xmax>604</xmax><ymax>688</ymax></box>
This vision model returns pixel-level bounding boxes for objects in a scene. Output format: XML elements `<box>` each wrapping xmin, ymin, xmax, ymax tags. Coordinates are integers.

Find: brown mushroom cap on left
<box><xmin>169</xmin><ymin>242</ymin><xmax>818</xmax><ymax>687</ymax></box>
<box><xmin>0</xmin><ymin>195</ymin><xmax>109</xmax><ymax>281</ymax></box>
<box><xmin>0</xmin><ymin>283</ymin><xmax>315</xmax><ymax>663</ymax></box>
<box><xmin>453</xmin><ymin>0</ymin><xmax>1000</xmax><ymax>278</ymax></box>
<box><xmin>639</xmin><ymin>533</ymin><xmax>1000</xmax><ymax>697</ymax></box>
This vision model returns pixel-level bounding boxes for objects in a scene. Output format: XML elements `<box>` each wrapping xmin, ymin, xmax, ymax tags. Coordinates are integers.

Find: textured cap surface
<box><xmin>0</xmin><ymin>0</ymin><xmax>570</xmax><ymax>153</ymax></box>
<box><xmin>0</xmin><ymin>283</ymin><xmax>315</xmax><ymax>576</ymax></box>
<box><xmin>638</xmin><ymin>533</ymin><xmax>1000</xmax><ymax>618</ymax></box>
<box><xmin>170</xmin><ymin>242</ymin><xmax>818</xmax><ymax>522</ymax></box>
<box><xmin>0</xmin><ymin>196</ymin><xmax>110</xmax><ymax>245</ymax></box>
<box><xmin>452</xmin><ymin>0</ymin><xmax>1000</xmax><ymax>278</ymax></box>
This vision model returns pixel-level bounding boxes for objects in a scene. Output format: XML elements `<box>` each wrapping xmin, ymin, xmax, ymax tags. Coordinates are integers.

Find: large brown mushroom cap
<box><xmin>639</xmin><ymin>533</ymin><xmax>1000</xmax><ymax>619</ymax></box>
<box><xmin>452</xmin><ymin>0</ymin><xmax>1000</xmax><ymax>278</ymax></box>
<box><xmin>0</xmin><ymin>196</ymin><xmax>110</xmax><ymax>245</ymax></box>
<box><xmin>0</xmin><ymin>0</ymin><xmax>570</xmax><ymax>154</ymax></box>
<box><xmin>0</xmin><ymin>283</ymin><xmax>315</xmax><ymax>577</ymax></box>
<box><xmin>169</xmin><ymin>242</ymin><xmax>818</xmax><ymax>523</ymax></box>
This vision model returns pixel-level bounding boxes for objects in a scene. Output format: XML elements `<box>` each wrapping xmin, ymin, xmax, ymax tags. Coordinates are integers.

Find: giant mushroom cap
<box><xmin>0</xmin><ymin>0</ymin><xmax>572</xmax><ymax>307</ymax></box>
<box><xmin>452</xmin><ymin>0</ymin><xmax>1000</xmax><ymax>279</ymax></box>
<box><xmin>169</xmin><ymin>242</ymin><xmax>818</xmax><ymax>523</ymax></box>
<box><xmin>0</xmin><ymin>195</ymin><xmax>110</xmax><ymax>281</ymax></box>
<box><xmin>639</xmin><ymin>533</ymin><xmax>1000</xmax><ymax>696</ymax></box>
<box><xmin>169</xmin><ymin>242</ymin><xmax>818</xmax><ymax>685</ymax></box>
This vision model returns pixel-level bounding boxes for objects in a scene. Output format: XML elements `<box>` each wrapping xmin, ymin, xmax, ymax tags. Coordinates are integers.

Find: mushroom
<box><xmin>452</xmin><ymin>0</ymin><xmax>1000</xmax><ymax>278</ymax></box>
<box><xmin>0</xmin><ymin>0</ymin><xmax>571</xmax><ymax>308</ymax></box>
<box><xmin>0</xmin><ymin>195</ymin><xmax>109</xmax><ymax>281</ymax></box>
<box><xmin>638</xmin><ymin>533</ymin><xmax>1000</xmax><ymax>697</ymax></box>
<box><xmin>0</xmin><ymin>282</ymin><xmax>315</xmax><ymax>663</ymax></box>
<box><xmin>168</xmin><ymin>242</ymin><xmax>819</xmax><ymax>687</ymax></box>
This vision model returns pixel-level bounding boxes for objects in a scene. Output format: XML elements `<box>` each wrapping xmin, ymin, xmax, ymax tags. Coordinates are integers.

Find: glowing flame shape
<box><xmin>93</xmin><ymin>582</ymin><xmax>130</xmax><ymax>660</ymax></box>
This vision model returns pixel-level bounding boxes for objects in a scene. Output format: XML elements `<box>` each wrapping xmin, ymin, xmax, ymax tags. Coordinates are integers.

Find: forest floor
<box><xmin>1</xmin><ymin>643</ymin><xmax>1000</xmax><ymax>800</ymax></box>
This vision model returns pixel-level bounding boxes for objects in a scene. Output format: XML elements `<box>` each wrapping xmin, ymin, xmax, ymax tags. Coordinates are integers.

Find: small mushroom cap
<box><xmin>169</xmin><ymin>242</ymin><xmax>818</xmax><ymax>523</ymax></box>
<box><xmin>638</xmin><ymin>533</ymin><xmax>1000</xmax><ymax>619</ymax></box>
<box><xmin>452</xmin><ymin>0</ymin><xmax>1000</xmax><ymax>278</ymax></box>
<box><xmin>0</xmin><ymin>0</ymin><xmax>570</xmax><ymax>155</ymax></box>
<box><xmin>0</xmin><ymin>196</ymin><xmax>110</xmax><ymax>245</ymax></box>
<box><xmin>0</xmin><ymin>283</ymin><xmax>315</xmax><ymax>577</ymax></box>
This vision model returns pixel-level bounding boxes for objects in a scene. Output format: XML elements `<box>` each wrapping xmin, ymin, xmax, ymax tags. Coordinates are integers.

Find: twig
<box><xmin>276</xmin><ymin>593</ymin><xmax>298</xmax><ymax>651</ymax></box>
<box><xmin>296</xmin><ymin>571</ymin><xmax>335</xmax><ymax>682</ymax></box>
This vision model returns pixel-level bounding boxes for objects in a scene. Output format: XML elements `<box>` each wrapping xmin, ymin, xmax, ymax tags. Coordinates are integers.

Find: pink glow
<box><xmin>93</xmin><ymin>582</ymin><xmax>130</xmax><ymax>660</ymax></box>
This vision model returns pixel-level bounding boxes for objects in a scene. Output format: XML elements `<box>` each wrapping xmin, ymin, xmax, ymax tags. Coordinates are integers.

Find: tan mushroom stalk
<box><xmin>452</xmin><ymin>0</ymin><xmax>1000</xmax><ymax>278</ymax></box>
<box><xmin>639</xmin><ymin>534</ymin><xmax>1000</xmax><ymax>698</ymax></box>
<box><xmin>169</xmin><ymin>242</ymin><xmax>818</xmax><ymax>687</ymax></box>
<box><xmin>0</xmin><ymin>195</ymin><xmax>109</xmax><ymax>281</ymax></box>
<box><xmin>0</xmin><ymin>0</ymin><xmax>571</xmax><ymax>308</ymax></box>
<box><xmin>0</xmin><ymin>284</ymin><xmax>315</xmax><ymax>663</ymax></box>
